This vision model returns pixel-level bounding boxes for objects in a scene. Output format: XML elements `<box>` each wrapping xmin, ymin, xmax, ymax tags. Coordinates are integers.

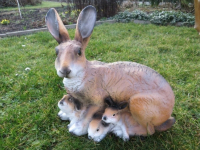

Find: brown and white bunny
<box><xmin>102</xmin><ymin>99</ymin><xmax>147</xmax><ymax>141</ymax></box>
<box><xmin>46</xmin><ymin>5</ymin><xmax>175</xmax><ymax>135</ymax></box>
<box><xmin>89</xmin><ymin>102</ymin><xmax>174</xmax><ymax>142</ymax></box>
<box><xmin>68</xmin><ymin>104</ymin><xmax>101</xmax><ymax>136</ymax></box>
<box><xmin>88</xmin><ymin>112</ymin><xmax>114</xmax><ymax>142</ymax></box>
<box><xmin>58</xmin><ymin>94</ymin><xmax>102</xmax><ymax>136</ymax></box>
<box><xmin>58</xmin><ymin>94</ymin><xmax>82</xmax><ymax>127</ymax></box>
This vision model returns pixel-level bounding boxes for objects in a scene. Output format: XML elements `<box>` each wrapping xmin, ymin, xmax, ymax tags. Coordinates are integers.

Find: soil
<box><xmin>0</xmin><ymin>7</ymin><xmax>77</xmax><ymax>34</ymax></box>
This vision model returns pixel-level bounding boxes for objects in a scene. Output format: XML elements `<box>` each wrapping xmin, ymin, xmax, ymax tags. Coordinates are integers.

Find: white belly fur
<box><xmin>63</xmin><ymin>76</ymin><xmax>84</xmax><ymax>93</ymax></box>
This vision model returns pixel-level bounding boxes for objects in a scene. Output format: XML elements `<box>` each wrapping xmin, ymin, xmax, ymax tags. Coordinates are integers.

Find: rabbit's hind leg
<box><xmin>129</xmin><ymin>93</ymin><xmax>172</xmax><ymax>135</ymax></box>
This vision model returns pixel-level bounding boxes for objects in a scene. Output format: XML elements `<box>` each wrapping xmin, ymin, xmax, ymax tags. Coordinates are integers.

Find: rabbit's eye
<box><xmin>68</xmin><ymin>98</ymin><xmax>72</xmax><ymax>102</ymax></box>
<box><xmin>113</xmin><ymin>114</ymin><xmax>115</xmax><ymax>116</ymax></box>
<box><xmin>77</xmin><ymin>49</ymin><xmax>81</xmax><ymax>56</ymax></box>
<box><xmin>96</xmin><ymin>129</ymin><xmax>99</xmax><ymax>132</ymax></box>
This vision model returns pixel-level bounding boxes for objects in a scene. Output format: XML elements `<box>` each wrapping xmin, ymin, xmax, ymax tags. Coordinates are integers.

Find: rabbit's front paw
<box><xmin>69</xmin><ymin>123</ymin><xmax>87</xmax><ymax>136</ymax></box>
<box><xmin>71</xmin><ymin>127</ymin><xmax>87</xmax><ymax>136</ymax></box>
<box><xmin>58</xmin><ymin>111</ymin><xmax>69</xmax><ymax>120</ymax></box>
<box><xmin>122</xmin><ymin>136</ymin><xmax>129</xmax><ymax>142</ymax></box>
<box><xmin>113</xmin><ymin>130</ymin><xmax>123</xmax><ymax>138</ymax></box>
<box><xmin>68</xmin><ymin>124</ymin><xmax>76</xmax><ymax>132</ymax></box>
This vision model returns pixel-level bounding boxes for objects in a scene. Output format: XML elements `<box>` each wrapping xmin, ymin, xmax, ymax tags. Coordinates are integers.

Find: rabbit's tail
<box><xmin>155</xmin><ymin>117</ymin><xmax>175</xmax><ymax>132</ymax></box>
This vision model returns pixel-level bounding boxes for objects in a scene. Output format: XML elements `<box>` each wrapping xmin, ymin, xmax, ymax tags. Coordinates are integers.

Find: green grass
<box><xmin>0</xmin><ymin>23</ymin><xmax>200</xmax><ymax>150</ymax></box>
<box><xmin>0</xmin><ymin>1</ymin><xmax>62</xmax><ymax>11</ymax></box>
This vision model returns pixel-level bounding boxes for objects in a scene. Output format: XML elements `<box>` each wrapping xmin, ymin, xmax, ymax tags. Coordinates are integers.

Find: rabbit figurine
<box><xmin>102</xmin><ymin>100</ymin><xmax>147</xmax><ymax>141</ymax></box>
<box><xmin>88</xmin><ymin>112</ymin><xmax>114</xmax><ymax>142</ymax></box>
<box><xmin>58</xmin><ymin>94</ymin><xmax>101</xmax><ymax>136</ymax></box>
<box><xmin>46</xmin><ymin>5</ymin><xmax>175</xmax><ymax>135</ymax></box>
<box><xmin>58</xmin><ymin>94</ymin><xmax>82</xmax><ymax>127</ymax></box>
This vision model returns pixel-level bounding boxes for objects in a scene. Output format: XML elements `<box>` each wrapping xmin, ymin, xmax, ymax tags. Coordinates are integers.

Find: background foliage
<box><xmin>114</xmin><ymin>10</ymin><xmax>194</xmax><ymax>26</ymax></box>
<box><xmin>0</xmin><ymin>0</ymin><xmax>42</xmax><ymax>8</ymax></box>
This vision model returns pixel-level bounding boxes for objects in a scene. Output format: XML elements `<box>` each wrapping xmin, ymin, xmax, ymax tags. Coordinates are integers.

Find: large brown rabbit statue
<box><xmin>45</xmin><ymin>5</ymin><xmax>175</xmax><ymax>136</ymax></box>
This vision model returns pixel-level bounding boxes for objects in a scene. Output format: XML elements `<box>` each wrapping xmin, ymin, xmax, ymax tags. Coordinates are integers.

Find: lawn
<box><xmin>0</xmin><ymin>23</ymin><xmax>199</xmax><ymax>149</ymax></box>
<box><xmin>0</xmin><ymin>1</ymin><xmax>62</xmax><ymax>11</ymax></box>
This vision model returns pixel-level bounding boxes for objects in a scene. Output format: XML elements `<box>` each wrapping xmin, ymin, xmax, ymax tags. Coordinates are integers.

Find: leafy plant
<box><xmin>64</xmin><ymin>9</ymin><xmax>80</xmax><ymax>18</ymax></box>
<box><xmin>150</xmin><ymin>11</ymin><xmax>195</xmax><ymax>26</ymax></box>
<box><xmin>114</xmin><ymin>10</ymin><xmax>194</xmax><ymax>26</ymax></box>
<box><xmin>1</xmin><ymin>19</ymin><xmax>10</xmax><ymax>25</ymax></box>
<box><xmin>114</xmin><ymin>10</ymin><xmax>149</xmax><ymax>22</ymax></box>
<box><xmin>23</xmin><ymin>26</ymin><xmax>27</xmax><ymax>30</ymax></box>
<box><xmin>59</xmin><ymin>12</ymin><xmax>65</xmax><ymax>18</ymax></box>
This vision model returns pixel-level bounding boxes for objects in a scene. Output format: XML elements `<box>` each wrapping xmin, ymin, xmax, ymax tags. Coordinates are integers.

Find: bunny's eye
<box><xmin>96</xmin><ymin>129</ymin><xmax>99</xmax><ymax>132</ymax></box>
<box><xmin>68</xmin><ymin>98</ymin><xmax>72</xmax><ymax>102</ymax></box>
<box><xmin>77</xmin><ymin>49</ymin><xmax>81</xmax><ymax>56</ymax></box>
<box><xmin>113</xmin><ymin>114</ymin><xmax>115</xmax><ymax>116</ymax></box>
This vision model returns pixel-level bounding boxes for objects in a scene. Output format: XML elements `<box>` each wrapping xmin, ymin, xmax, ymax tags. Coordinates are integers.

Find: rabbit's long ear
<box><xmin>75</xmin><ymin>5</ymin><xmax>96</xmax><ymax>48</ymax></box>
<box><xmin>45</xmin><ymin>8</ymin><xmax>70</xmax><ymax>44</ymax></box>
<box><xmin>73</xmin><ymin>98</ymin><xmax>82</xmax><ymax>110</ymax></box>
<box><xmin>118</xmin><ymin>102</ymin><xmax>128</xmax><ymax>110</ymax></box>
<box><xmin>104</xmin><ymin>96</ymin><xmax>114</xmax><ymax>107</ymax></box>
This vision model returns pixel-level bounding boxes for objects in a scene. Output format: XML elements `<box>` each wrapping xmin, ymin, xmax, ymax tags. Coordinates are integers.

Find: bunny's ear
<box><xmin>104</xmin><ymin>96</ymin><xmax>114</xmax><ymax>107</ymax></box>
<box><xmin>75</xmin><ymin>5</ymin><xmax>96</xmax><ymax>47</ymax></box>
<box><xmin>118</xmin><ymin>102</ymin><xmax>128</xmax><ymax>110</ymax></box>
<box><xmin>73</xmin><ymin>98</ymin><xmax>82</xmax><ymax>110</ymax></box>
<box><xmin>45</xmin><ymin>8</ymin><xmax>70</xmax><ymax>44</ymax></box>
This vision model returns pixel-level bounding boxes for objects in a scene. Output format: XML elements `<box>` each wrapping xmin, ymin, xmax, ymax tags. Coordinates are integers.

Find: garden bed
<box><xmin>0</xmin><ymin>7</ymin><xmax>74</xmax><ymax>34</ymax></box>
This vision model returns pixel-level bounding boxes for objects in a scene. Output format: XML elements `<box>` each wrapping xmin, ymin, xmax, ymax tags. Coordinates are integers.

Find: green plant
<box><xmin>114</xmin><ymin>10</ymin><xmax>149</xmax><ymax>22</ymax></box>
<box><xmin>1</xmin><ymin>19</ymin><xmax>10</xmax><ymax>25</ymax></box>
<box><xmin>70</xmin><ymin>9</ymin><xmax>80</xmax><ymax>17</ymax></box>
<box><xmin>59</xmin><ymin>12</ymin><xmax>66</xmax><ymax>18</ymax></box>
<box><xmin>23</xmin><ymin>26</ymin><xmax>27</xmax><ymax>30</ymax></box>
<box><xmin>64</xmin><ymin>9</ymin><xmax>80</xmax><ymax>18</ymax></box>
<box><xmin>150</xmin><ymin>11</ymin><xmax>195</xmax><ymax>26</ymax></box>
<box><xmin>114</xmin><ymin>10</ymin><xmax>195</xmax><ymax>26</ymax></box>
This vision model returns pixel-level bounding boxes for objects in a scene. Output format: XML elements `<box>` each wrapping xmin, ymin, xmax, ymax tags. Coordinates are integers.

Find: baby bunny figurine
<box><xmin>102</xmin><ymin>97</ymin><xmax>175</xmax><ymax>141</ymax></box>
<box><xmin>58</xmin><ymin>94</ymin><xmax>101</xmax><ymax>136</ymax></box>
<box><xmin>68</xmin><ymin>104</ymin><xmax>101</xmax><ymax>136</ymax></box>
<box><xmin>58</xmin><ymin>94</ymin><xmax>82</xmax><ymax>127</ymax></box>
<box><xmin>102</xmin><ymin>100</ymin><xmax>147</xmax><ymax>141</ymax></box>
<box><xmin>88</xmin><ymin>112</ymin><xmax>114</xmax><ymax>142</ymax></box>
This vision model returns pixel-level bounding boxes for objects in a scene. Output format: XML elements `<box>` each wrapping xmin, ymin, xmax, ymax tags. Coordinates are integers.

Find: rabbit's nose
<box><xmin>103</xmin><ymin>116</ymin><xmax>107</xmax><ymax>121</ymax></box>
<box><xmin>88</xmin><ymin>136</ymin><xmax>92</xmax><ymax>140</ymax></box>
<box><xmin>60</xmin><ymin>100</ymin><xmax>64</xmax><ymax>105</ymax></box>
<box><xmin>59</xmin><ymin>67</ymin><xmax>71</xmax><ymax>77</ymax></box>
